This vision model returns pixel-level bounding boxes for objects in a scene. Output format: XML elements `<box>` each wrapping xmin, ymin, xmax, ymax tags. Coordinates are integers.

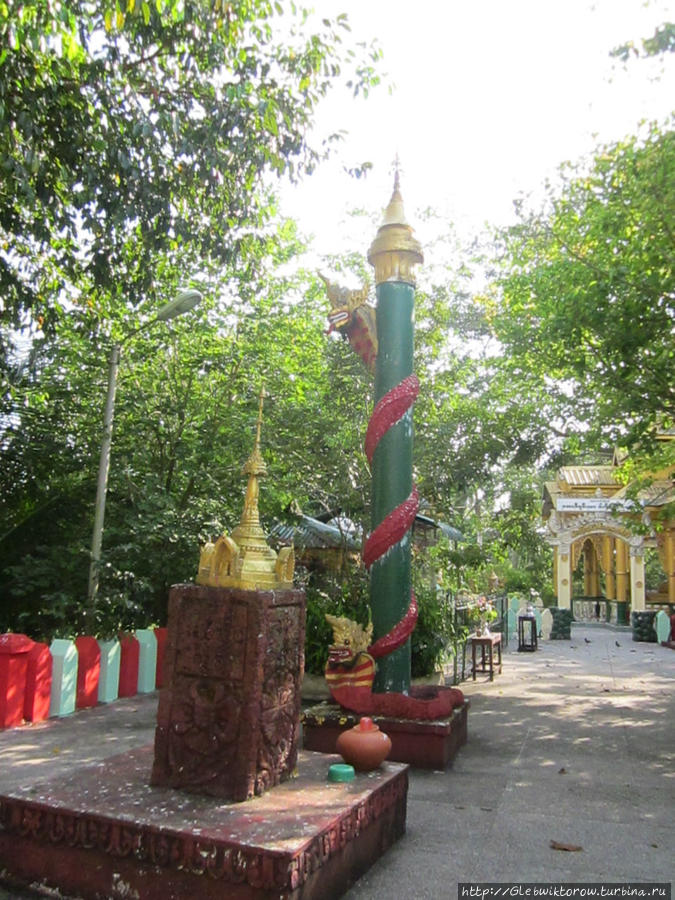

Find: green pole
<box><xmin>370</xmin><ymin>282</ymin><xmax>415</xmax><ymax>691</ymax></box>
<box><xmin>367</xmin><ymin>174</ymin><xmax>423</xmax><ymax>694</ymax></box>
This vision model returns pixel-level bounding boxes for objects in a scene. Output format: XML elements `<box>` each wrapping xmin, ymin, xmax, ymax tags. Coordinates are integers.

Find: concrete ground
<box><xmin>1</xmin><ymin>623</ymin><xmax>673</xmax><ymax>898</ymax></box>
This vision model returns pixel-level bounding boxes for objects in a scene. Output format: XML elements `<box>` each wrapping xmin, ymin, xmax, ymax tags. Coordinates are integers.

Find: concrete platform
<box><xmin>0</xmin><ymin>745</ymin><xmax>407</xmax><ymax>899</ymax></box>
<box><xmin>343</xmin><ymin>624</ymin><xmax>675</xmax><ymax>897</ymax></box>
<box><xmin>1</xmin><ymin>624</ymin><xmax>673</xmax><ymax>898</ymax></box>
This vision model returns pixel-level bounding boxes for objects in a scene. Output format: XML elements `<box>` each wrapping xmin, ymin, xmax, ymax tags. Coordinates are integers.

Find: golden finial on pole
<box><xmin>392</xmin><ymin>152</ymin><xmax>401</xmax><ymax>191</ymax></box>
<box><xmin>367</xmin><ymin>161</ymin><xmax>423</xmax><ymax>285</ymax></box>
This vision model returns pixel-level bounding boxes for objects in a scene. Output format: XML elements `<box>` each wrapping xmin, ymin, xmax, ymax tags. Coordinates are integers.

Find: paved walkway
<box><xmin>1</xmin><ymin>624</ymin><xmax>673</xmax><ymax>898</ymax></box>
<box><xmin>346</xmin><ymin>624</ymin><xmax>674</xmax><ymax>896</ymax></box>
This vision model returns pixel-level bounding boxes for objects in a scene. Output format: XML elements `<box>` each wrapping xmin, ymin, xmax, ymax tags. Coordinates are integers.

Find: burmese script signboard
<box><xmin>555</xmin><ymin>497</ymin><xmax>639</xmax><ymax>513</ymax></box>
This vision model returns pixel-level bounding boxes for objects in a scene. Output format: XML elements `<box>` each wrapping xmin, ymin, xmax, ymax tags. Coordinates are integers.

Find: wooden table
<box><xmin>468</xmin><ymin>633</ymin><xmax>502</xmax><ymax>681</ymax></box>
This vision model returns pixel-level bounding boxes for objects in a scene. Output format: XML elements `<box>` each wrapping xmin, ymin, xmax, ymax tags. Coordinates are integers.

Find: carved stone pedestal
<box><xmin>0</xmin><ymin>746</ymin><xmax>408</xmax><ymax>900</ymax></box>
<box><xmin>151</xmin><ymin>583</ymin><xmax>305</xmax><ymax>802</ymax></box>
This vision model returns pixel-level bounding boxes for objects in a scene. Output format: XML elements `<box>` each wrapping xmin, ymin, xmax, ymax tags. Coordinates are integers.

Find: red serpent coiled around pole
<box><xmin>363</xmin><ymin>374</ymin><xmax>420</xmax><ymax>658</ymax></box>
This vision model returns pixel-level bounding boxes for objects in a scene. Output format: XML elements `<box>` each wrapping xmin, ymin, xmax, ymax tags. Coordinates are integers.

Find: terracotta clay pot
<box><xmin>336</xmin><ymin>717</ymin><xmax>392</xmax><ymax>771</ymax></box>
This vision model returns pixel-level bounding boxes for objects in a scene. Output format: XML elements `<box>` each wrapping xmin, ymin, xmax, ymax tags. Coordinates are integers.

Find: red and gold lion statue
<box><xmin>325</xmin><ymin>611</ymin><xmax>464</xmax><ymax>721</ymax></box>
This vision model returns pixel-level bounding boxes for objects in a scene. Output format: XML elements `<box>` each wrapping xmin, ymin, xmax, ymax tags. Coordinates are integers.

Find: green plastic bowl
<box><xmin>327</xmin><ymin>763</ymin><xmax>356</xmax><ymax>783</ymax></box>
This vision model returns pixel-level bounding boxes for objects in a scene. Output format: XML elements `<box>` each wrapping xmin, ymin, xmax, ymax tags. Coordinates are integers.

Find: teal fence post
<box><xmin>97</xmin><ymin>638</ymin><xmax>121</xmax><ymax>703</ymax></box>
<box><xmin>136</xmin><ymin>629</ymin><xmax>158</xmax><ymax>693</ymax></box>
<box><xmin>49</xmin><ymin>638</ymin><xmax>77</xmax><ymax>717</ymax></box>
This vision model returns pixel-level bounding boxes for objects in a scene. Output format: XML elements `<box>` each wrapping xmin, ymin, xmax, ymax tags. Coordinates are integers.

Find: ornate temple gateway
<box><xmin>542</xmin><ymin>437</ymin><xmax>674</xmax><ymax>623</ymax></box>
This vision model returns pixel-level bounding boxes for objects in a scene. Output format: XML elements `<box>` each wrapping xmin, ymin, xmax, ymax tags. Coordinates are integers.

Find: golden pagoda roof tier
<box><xmin>612</xmin><ymin>479</ymin><xmax>674</xmax><ymax>508</ymax></box>
<box><xmin>367</xmin><ymin>169</ymin><xmax>423</xmax><ymax>286</ymax></box>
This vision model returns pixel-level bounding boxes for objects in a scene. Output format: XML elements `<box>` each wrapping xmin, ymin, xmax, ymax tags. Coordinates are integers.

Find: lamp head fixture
<box><xmin>156</xmin><ymin>289</ymin><xmax>203</xmax><ymax>322</ymax></box>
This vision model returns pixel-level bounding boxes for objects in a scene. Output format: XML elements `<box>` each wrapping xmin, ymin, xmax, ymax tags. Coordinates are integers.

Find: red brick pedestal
<box><xmin>0</xmin><ymin>745</ymin><xmax>408</xmax><ymax>900</ymax></box>
<box><xmin>0</xmin><ymin>585</ymin><xmax>410</xmax><ymax>899</ymax></box>
<box><xmin>302</xmin><ymin>699</ymin><xmax>470</xmax><ymax>770</ymax></box>
<box><xmin>151</xmin><ymin>583</ymin><xmax>306</xmax><ymax>802</ymax></box>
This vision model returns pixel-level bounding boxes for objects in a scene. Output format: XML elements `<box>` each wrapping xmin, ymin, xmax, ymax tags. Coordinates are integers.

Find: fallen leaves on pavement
<box><xmin>550</xmin><ymin>840</ymin><xmax>583</xmax><ymax>852</ymax></box>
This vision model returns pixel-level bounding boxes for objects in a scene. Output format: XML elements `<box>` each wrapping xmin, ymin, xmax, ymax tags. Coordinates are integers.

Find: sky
<box><xmin>279</xmin><ymin>0</ymin><xmax>674</xmax><ymax>257</ymax></box>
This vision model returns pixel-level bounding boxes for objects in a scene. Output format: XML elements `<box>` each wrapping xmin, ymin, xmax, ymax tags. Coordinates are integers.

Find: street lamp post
<box><xmin>87</xmin><ymin>289</ymin><xmax>202</xmax><ymax>608</ymax></box>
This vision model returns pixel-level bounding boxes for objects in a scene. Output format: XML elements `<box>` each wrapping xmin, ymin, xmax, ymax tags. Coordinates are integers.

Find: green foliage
<box><xmin>0</xmin><ymin>0</ymin><xmax>381</xmax><ymax>355</ymax></box>
<box><xmin>6</xmin><ymin>66</ymin><xmax>668</xmax><ymax>665</ymax></box>
<box><xmin>500</xmin><ymin>565</ymin><xmax>554</xmax><ymax>605</ymax></box>
<box><xmin>303</xmin><ymin>556</ymin><xmax>461</xmax><ymax>680</ymax></box>
<box><xmin>301</xmin><ymin>564</ymin><xmax>370</xmax><ymax>676</ymax></box>
<box><xmin>445</xmin><ymin>544</ymin><xmax>489</xmax><ymax>591</ymax></box>
<box><xmin>1</xmin><ymin>251</ymin><xmax>380</xmax><ymax>639</ymax></box>
<box><xmin>410</xmin><ymin>540</ymin><xmax>466</xmax><ymax>678</ymax></box>
<box><xmin>0</xmin><ymin>0</ymin><xmax>384</xmax><ymax>641</ymax></box>
<box><xmin>611</xmin><ymin>22</ymin><xmax>675</xmax><ymax>61</ymax></box>
<box><xmin>644</xmin><ymin>547</ymin><xmax>667</xmax><ymax>592</ymax></box>
<box><xmin>409</xmin><ymin>581</ymin><xmax>455</xmax><ymax>679</ymax></box>
<box><xmin>487</xmin><ymin>121</ymin><xmax>675</xmax><ymax>457</ymax></box>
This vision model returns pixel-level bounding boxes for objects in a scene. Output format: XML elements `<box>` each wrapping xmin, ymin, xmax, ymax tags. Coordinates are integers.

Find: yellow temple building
<box><xmin>542</xmin><ymin>434</ymin><xmax>674</xmax><ymax>623</ymax></box>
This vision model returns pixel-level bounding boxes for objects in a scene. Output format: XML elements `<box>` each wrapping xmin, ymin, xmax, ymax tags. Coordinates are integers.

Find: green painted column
<box><xmin>367</xmin><ymin>174</ymin><xmax>423</xmax><ymax>694</ymax></box>
<box><xmin>371</xmin><ymin>282</ymin><xmax>415</xmax><ymax>691</ymax></box>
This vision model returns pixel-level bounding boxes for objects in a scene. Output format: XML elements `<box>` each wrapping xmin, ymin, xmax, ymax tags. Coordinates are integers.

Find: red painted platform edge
<box><xmin>302</xmin><ymin>700</ymin><xmax>469</xmax><ymax>769</ymax></box>
<box><xmin>0</xmin><ymin>761</ymin><xmax>408</xmax><ymax>900</ymax></box>
<box><xmin>0</xmin><ymin>800</ymin><xmax>406</xmax><ymax>900</ymax></box>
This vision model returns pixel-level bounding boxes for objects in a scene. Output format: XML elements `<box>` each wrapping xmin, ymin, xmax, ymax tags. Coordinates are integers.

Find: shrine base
<box><xmin>302</xmin><ymin>700</ymin><xmax>469</xmax><ymax>770</ymax></box>
<box><xmin>0</xmin><ymin>745</ymin><xmax>407</xmax><ymax>900</ymax></box>
<box><xmin>152</xmin><ymin>584</ymin><xmax>306</xmax><ymax>802</ymax></box>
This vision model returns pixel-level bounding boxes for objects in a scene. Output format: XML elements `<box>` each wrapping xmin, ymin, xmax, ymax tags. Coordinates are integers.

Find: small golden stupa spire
<box><xmin>196</xmin><ymin>387</ymin><xmax>294</xmax><ymax>591</ymax></box>
<box><xmin>367</xmin><ymin>159</ymin><xmax>423</xmax><ymax>286</ymax></box>
<box><xmin>237</xmin><ymin>389</ymin><xmax>267</xmax><ymax>532</ymax></box>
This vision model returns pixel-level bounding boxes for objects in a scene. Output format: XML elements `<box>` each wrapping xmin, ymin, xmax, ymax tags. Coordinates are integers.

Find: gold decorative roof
<box><xmin>612</xmin><ymin>479</ymin><xmax>674</xmax><ymax>507</ymax></box>
<box><xmin>367</xmin><ymin>168</ymin><xmax>423</xmax><ymax>285</ymax></box>
<box><xmin>557</xmin><ymin>466</ymin><xmax>619</xmax><ymax>489</ymax></box>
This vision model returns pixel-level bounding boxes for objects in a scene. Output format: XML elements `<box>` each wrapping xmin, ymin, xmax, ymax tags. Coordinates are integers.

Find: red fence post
<box><xmin>75</xmin><ymin>636</ymin><xmax>101</xmax><ymax>709</ymax></box>
<box><xmin>117</xmin><ymin>633</ymin><xmax>140</xmax><ymax>697</ymax></box>
<box><xmin>0</xmin><ymin>634</ymin><xmax>34</xmax><ymax>728</ymax></box>
<box><xmin>24</xmin><ymin>642</ymin><xmax>52</xmax><ymax>723</ymax></box>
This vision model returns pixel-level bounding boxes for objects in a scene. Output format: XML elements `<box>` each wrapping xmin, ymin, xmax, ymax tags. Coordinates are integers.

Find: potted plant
<box><xmin>467</xmin><ymin>595</ymin><xmax>498</xmax><ymax>636</ymax></box>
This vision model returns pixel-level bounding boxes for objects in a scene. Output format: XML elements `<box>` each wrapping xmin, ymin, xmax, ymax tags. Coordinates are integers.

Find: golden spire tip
<box><xmin>255</xmin><ymin>385</ymin><xmax>265</xmax><ymax>450</ymax></box>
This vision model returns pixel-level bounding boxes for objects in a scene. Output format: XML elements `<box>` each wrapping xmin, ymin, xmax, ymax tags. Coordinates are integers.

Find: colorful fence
<box><xmin>0</xmin><ymin>628</ymin><xmax>168</xmax><ymax>729</ymax></box>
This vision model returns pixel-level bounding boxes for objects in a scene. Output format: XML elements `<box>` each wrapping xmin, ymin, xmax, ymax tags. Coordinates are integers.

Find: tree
<box><xmin>485</xmin><ymin>121</ymin><xmax>675</xmax><ymax>457</ymax></box>
<box><xmin>0</xmin><ymin>0</ymin><xmax>382</xmax><ymax>635</ymax></box>
<box><xmin>611</xmin><ymin>22</ymin><xmax>675</xmax><ymax>61</ymax></box>
<box><xmin>0</xmin><ymin>237</ymin><xmax>379</xmax><ymax>638</ymax></box>
<box><xmin>0</xmin><ymin>0</ymin><xmax>380</xmax><ymax>353</ymax></box>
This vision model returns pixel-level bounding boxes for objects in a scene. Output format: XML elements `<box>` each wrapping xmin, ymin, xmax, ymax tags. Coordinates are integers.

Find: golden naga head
<box><xmin>319</xmin><ymin>272</ymin><xmax>370</xmax><ymax>332</ymax></box>
<box><xmin>325</xmin><ymin>614</ymin><xmax>373</xmax><ymax>663</ymax></box>
<box><xmin>319</xmin><ymin>272</ymin><xmax>377</xmax><ymax>372</ymax></box>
